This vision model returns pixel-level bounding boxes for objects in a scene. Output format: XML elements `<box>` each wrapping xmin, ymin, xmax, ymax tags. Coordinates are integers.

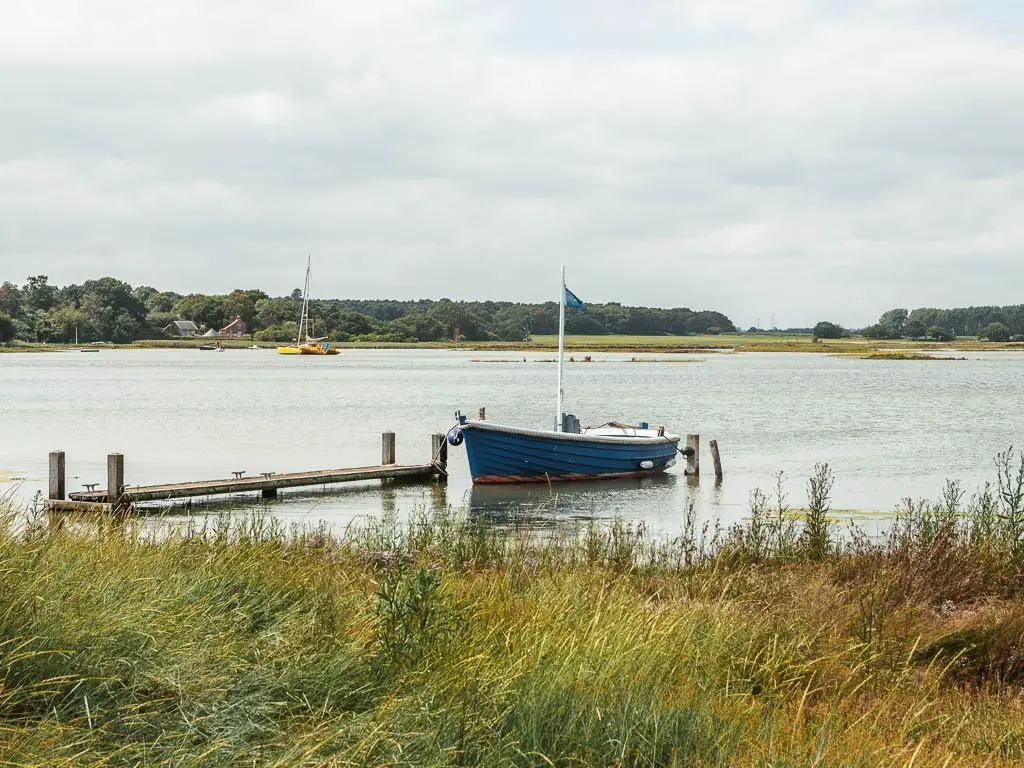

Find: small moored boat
<box><xmin>447</xmin><ymin>267</ymin><xmax>685</xmax><ymax>484</ymax></box>
<box><xmin>277</xmin><ymin>256</ymin><xmax>340</xmax><ymax>356</ymax></box>
<box><xmin>450</xmin><ymin>418</ymin><xmax>680</xmax><ymax>484</ymax></box>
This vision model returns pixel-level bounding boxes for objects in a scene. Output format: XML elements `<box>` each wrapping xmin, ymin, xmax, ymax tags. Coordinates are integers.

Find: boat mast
<box><xmin>307</xmin><ymin>255</ymin><xmax>314</xmax><ymax>342</ymax></box>
<box><xmin>556</xmin><ymin>265</ymin><xmax>566</xmax><ymax>431</ymax></box>
<box><xmin>297</xmin><ymin>255</ymin><xmax>311</xmax><ymax>344</ymax></box>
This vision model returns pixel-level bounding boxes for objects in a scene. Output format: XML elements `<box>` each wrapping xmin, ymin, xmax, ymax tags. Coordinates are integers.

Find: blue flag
<box><xmin>564</xmin><ymin>286</ymin><xmax>585</xmax><ymax>309</ymax></box>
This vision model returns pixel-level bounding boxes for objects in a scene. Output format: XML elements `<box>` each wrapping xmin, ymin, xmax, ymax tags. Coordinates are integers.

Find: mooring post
<box><xmin>685</xmin><ymin>435</ymin><xmax>700</xmax><ymax>476</ymax></box>
<box><xmin>709</xmin><ymin>439</ymin><xmax>723</xmax><ymax>481</ymax></box>
<box><xmin>107</xmin><ymin>453</ymin><xmax>124</xmax><ymax>504</ymax></box>
<box><xmin>478</xmin><ymin>407</ymin><xmax>486</xmax><ymax>421</ymax></box>
<box><xmin>431</xmin><ymin>433</ymin><xmax>448</xmax><ymax>481</ymax></box>
<box><xmin>49</xmin><ymin>450</ymin><xmax>66</xmax><ymax>500</ymax></box>
<box><xmin>382</xmin><ymin>432</ymin><xmax>396</xmax><ymax>465</ymax></box>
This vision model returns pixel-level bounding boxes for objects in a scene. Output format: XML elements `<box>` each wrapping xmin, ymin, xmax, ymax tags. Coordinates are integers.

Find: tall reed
<box><xmin>3</xmin><ymin>453</ymin><xmax>1024</xmax><ymax>766</ymax></box>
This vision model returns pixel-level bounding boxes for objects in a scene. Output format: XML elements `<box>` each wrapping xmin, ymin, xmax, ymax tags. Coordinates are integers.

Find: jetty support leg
<box><xmin>382</xmin><ymin>432</ymin><xmax>396</xmax><ymax>466</ymax></box>
<box><xmin>107</xmin><ymin>453</ymin><xmax>124</xmax><ymax>504</ymax></box>
<box><xmin>431</xmin><ymin>433</ymin><xmax>448</xmax><ymax>481</ymax></box>
<box><xmin>49</xmin><ymin>450</ymin><xmax>66</xmax><ymax>500</ymax></box>
<box><xmin>685</xmin><ymin>435</ymin><xmax>700</xmax><ymax>476</ymax></box>
<box><xmin>105</xmin><ymin>454</ymin><xmax>124</xmax><ymax>514</ymax></box>
<box><xmin>709</xmin><ymin>439</ymin><xmax>723</xmax><ymax>481</ymax></box>
<box><xmin>262</xmin><ymin>487</ymin><xmax>277</xmax><ymax>499</ymax></box>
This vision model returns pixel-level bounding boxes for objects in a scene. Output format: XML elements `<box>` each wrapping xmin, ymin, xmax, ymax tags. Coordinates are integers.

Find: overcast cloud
<box><xmin>1</xmin><ymin>0</ymin><xmax>1022</xmax><ymax>327</ymax></box>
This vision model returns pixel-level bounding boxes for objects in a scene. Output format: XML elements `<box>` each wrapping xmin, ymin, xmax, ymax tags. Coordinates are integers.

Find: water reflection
<box><xmin>463</xmin><ymin>474</ymin><xmax>682</xmax><ymax>528</ymax></box>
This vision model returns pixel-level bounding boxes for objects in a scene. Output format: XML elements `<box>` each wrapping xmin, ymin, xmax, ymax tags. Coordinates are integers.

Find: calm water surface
<box><xmin>1</xmin><ymin>349</ymin><xmax>1020</xmax><ymax>534</ymax></box>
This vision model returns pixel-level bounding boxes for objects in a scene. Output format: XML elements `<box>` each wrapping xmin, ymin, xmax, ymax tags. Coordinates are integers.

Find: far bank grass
<box><xmin>4</xmin><ymin>454</ymin><xmax>1024</xmax><ymax>766</ymax></box>
<box><xmin>5</xmin><ymin>334</ymin><xmax>1024</xmax><ymax>354</ymax></box>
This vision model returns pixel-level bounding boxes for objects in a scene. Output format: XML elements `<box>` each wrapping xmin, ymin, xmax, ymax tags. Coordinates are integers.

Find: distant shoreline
<box><xmin>3</xmin><ymin>333</ymin><xmax>1022</xmax><ymax>355</ymax></box>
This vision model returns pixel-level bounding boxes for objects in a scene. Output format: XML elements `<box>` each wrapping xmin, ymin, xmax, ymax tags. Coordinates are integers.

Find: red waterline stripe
<box><xmin>472</xmin><ymin>470</ymin><xmax>665</xmax><ymax>485</ymax></box>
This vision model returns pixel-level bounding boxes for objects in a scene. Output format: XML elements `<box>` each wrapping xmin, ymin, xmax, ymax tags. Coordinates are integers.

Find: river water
<box><xmin>1</xmin><ymin>349</ymin><xmax>1021</xmax><ymax>534</ymax></box>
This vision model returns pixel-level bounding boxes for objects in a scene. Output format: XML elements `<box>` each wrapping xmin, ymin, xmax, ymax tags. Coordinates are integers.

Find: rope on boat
<box><xmin>431</xmin><ymin>422</ymin><xmax>464</xmax><ymax>477</ymax></box>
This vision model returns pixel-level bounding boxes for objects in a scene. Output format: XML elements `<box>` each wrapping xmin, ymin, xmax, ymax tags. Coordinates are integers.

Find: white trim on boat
<box><xmin>460</xmin><ymin>420</ymin><xmax>680</xmax><ymax>446</ymax></box>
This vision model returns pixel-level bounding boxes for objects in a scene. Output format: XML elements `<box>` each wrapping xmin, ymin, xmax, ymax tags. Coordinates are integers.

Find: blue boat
<box><xmin>449</xmin><ymin>417</ymin><xmax>681</xmax><ymax>484</ymax></box>
<box><xmin>447</xmin><ymin>266</ymin><xmax>686</xmax><ymax>484</ymax></box>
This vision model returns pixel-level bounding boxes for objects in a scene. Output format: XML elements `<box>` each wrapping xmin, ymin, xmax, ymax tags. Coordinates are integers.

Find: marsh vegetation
<box><xmin>3</xmin><ymin>451</ymin><xmax>1024</xmax><ymax>766</ymax></box>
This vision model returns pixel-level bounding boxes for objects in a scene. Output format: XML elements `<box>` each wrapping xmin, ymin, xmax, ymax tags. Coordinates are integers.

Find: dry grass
<box><xmin>3</xmin><ymin>456</ymin><xmax>1024</xmax><ymax>766</ymax></box>
<box><xmin>840</xmin><ymin>351</ymin><xmax>945</xmax><ymax>360</ymax></box>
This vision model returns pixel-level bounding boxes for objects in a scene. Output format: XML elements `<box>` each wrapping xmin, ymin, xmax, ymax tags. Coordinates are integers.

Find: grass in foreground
<box><xmin>3</xmin><ymin>455</ymin><xmax>1024</xmax><ymax>766</ymax></box>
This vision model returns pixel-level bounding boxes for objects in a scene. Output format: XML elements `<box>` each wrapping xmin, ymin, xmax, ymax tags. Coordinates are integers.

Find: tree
<box><xmin>813</xmin><ymin>321</ymin><xmax>843</xmax><ymax>340</ymax></box>
<box><xmin>386</xmin><ymin>312</ymin><xmax>445</xmax><ymax>342</ymax></box>
<box><xmin>23</xmin><ymin>275</ymin><xmax>57</xmax><ymax>312</ymax></box>
<box><xmin>172</xmin><ymin>294</ymin><xmax>229</xmax><ymax>331</ymax></box>
<box><xmin>0</xmin><ymin>313</ymin><xmax>14</xmax><ymax>344</ymax></box>
<box><xmin>903</xmin><ymin>319</ymin><xmax>927</xmax><ymax>339</ymax></box>
<box><xmin>427</xmin><ymin>299</ymin><xmax>489</xmax><ymax>341</ymax></box>
<box><xmin>927</xmin><ymin>326</ymin><xmax>954</xmax><ymax>342</ymax></box>
<box><xmin>878</xmin><ymin>308</ymin><xmax>908</xmax><ymax>337</ymax></box>
<box><xmin>860</xmin><ymin>324</ymin><xmax>892</xmax><ymax>340</ymax></box>
<box><xmin>223</xmin><ymin>289</ymin><xmax>269</xmax><ymax>330</ymax></box>
<box><xmin>982</xmin><ymin>322</ymin><xmax>1010</xmax><ymax>342</ymax></box>
<box><xmin>0</xmin><ymin>282</ymin><xmax>22</xmax><ymax>317</ymax></box>
<box><xmin>686</xmin><ymin>310</ymin><xmax>737</xmax><ymax>334</ymax></box>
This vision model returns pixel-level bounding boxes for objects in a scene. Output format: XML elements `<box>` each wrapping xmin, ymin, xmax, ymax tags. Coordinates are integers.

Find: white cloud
<box><xmin>0</xmin><ymin>0</ymin><xmax>1022</xmax><ymax>327</ymax></box>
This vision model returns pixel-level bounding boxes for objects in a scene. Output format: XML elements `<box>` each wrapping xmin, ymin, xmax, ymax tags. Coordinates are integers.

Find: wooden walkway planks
<box><xmin>46</xmin><ymin>433</ymin><xmax>449</xmax><ymax>515</ymax></box>
<box><xmin>67</xmin><ymin>463</ymin><xmax>437</xmax><ymax>503</ymax></box>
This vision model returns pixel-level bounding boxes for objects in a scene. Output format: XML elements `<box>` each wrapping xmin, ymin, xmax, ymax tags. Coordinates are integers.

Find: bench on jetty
<box><xmin>46</xmin><ymin>432</ymin><xmax>448</xmax><ymax>514</ymax></box>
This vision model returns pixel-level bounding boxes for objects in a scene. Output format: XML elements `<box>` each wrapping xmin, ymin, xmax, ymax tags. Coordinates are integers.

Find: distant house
<box><xmin>163</xmin><ymin>320</ymin><xmax>199</xmax><ymax>337</ymax></box>
<box><xmin>220</xmin><ymin>316</ymin><xmax>247</xmax><ymax>337</ymax></box>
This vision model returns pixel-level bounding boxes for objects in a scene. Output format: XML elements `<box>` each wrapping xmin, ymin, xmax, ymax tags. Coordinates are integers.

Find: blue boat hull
<box><xmin>455</xmin><ymin>422</ymin><xmax>680</xmax><ymax>484</ymax></box>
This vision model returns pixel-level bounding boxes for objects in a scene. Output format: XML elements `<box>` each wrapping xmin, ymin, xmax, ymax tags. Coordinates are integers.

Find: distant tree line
<box><xmin>0</xmin><ymin>275</ymin><xmax>737</xmax><ymax>344</ymax></box>
<box><xmin>859</xmin><ymin>306</ymin><xmax>1024</xmax><ymax>342</ymax></box>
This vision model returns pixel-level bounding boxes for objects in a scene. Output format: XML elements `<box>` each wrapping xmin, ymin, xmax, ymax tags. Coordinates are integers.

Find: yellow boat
<box><xmin>277</xmin><ymin>340</ymin><xmax>339</xmax><ymax>355</ymax></box>
<box><xmin>277</xmin><ymin>257</ymin><xmax>340</xmax><ymax>356</ymax></box>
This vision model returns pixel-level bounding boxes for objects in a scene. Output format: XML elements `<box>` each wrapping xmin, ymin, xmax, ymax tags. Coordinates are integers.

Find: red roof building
<box><xmin>219</xmin><ymin>316</ymin><xmax>247</xmax><ymax>337</ymax></box>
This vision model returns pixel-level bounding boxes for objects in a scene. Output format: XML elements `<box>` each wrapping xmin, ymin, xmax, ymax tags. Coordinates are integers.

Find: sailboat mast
<box><xmin>556</xmin><ymin>265</ymin><xmax>566</xmax><ymax>431</ymax></box>
<box><xmin>306</xmin><ymin>256</ymin><xmax>314</xmax><ymax>341</ymax></box>
<box><xmin>298</xmin><ymin>255</ymin><xmax>311</xmax><ymax>343</ymax></box>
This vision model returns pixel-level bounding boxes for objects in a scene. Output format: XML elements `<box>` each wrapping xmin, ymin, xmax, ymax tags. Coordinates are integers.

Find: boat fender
<box><xmin>447</xmin><ymin>427</ymin><xmax>464</xmax><ymax>447</ymax></box>
<box><xmin>639</xmin><ymin>460</ymin><xmax>654</xmax><ymax>470</ymax></box>
<box><xmin>679</xmin><ymin>446</ymin><xmax>695</xmax><ymax>458</ymax></box>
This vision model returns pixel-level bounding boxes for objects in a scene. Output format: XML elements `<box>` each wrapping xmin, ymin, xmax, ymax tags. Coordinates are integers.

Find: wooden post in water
<box><xmin>709</xmin><ymin>439</ymin><xmax>723</xmax><ymax>481</ymax></box>
<box><xmin>382</xmin><ymin>432</ymin><xmax>396</xmax><ymax>465</ymax></box>
<box><xmin>107</xmin><ymin>453</ymin><xmax>124</xmax><ymax>504</ymax></box>
<box><xmin>685</xmin><ymin>435</ymin><xmax>699</xmax><ymax>476</ymax></box>
<box><xmin>431</xmin><ymin>433</ymin><xmax>448</xmax><ymax>480</ymax></box>
<box><xmin>478</xmin><ymin>407</ymin><xmax>486</xmax><ymax>421</ymax></box>
<box><xmin>49</xmin><ymin>450</ymin><xmax>66</xmax><ymax>500</ymax></box>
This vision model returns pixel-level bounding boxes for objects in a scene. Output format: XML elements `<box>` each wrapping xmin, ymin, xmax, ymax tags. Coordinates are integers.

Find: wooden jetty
<box><xmin>46</xmin><ymin>432</ymin><xmax>448</xmax><ymax>514</ymax></box>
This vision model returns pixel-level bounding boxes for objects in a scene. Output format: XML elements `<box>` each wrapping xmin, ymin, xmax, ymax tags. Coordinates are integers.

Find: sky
<box><xmin>1</xmin><ymin>0</ymin><xmax>1022</xmax><ymax>328</ymax></box>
